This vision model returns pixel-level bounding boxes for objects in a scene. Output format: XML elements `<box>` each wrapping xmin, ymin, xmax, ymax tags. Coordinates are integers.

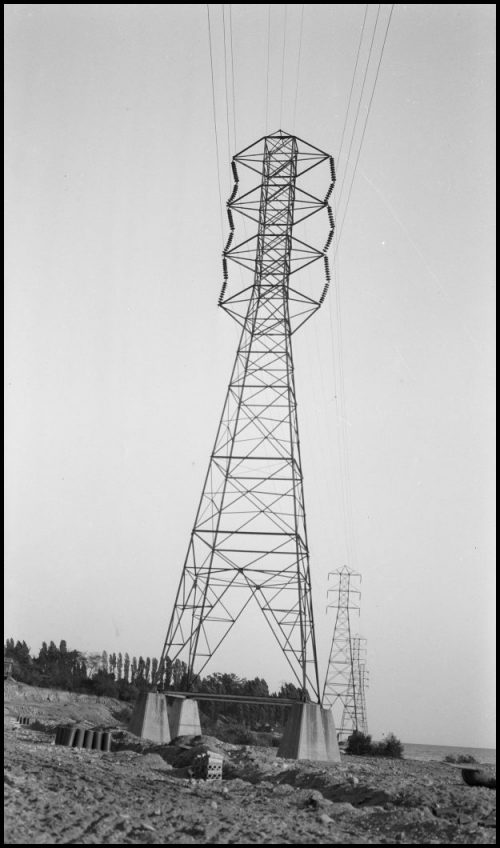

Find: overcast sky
<box><xmin>5</xmin><ymin>4</ymin><xmax>496</xmax><ymax>748</ymax></box>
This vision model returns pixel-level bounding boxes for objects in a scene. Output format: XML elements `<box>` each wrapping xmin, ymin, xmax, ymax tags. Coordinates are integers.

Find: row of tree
<box><xmin>4</xmin><ymin>638</ymin><xmax>304</xmax><ymax>728</ymax></box>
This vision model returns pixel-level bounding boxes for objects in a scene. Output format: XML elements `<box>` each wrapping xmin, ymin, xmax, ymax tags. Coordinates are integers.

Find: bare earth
<box><xmin>4</xmin><ymin>682</ymin><xmax>496</xmax><ymax>844</ymax></box>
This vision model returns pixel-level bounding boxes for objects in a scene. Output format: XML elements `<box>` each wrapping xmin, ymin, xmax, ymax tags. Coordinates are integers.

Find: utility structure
<box><xmin>322</xmin><ymin>566</ymin><xmax>369</xmax><ymax>739</ymax></box>
<box><xmin>340</xmin><ymin>635</ymin><xmax>369</xmax><ymax>737</ymax></box>
<box><xmin>157</xmin><ymin>131</ymin><xmax>335</xmax><ymax>710</ymax></box>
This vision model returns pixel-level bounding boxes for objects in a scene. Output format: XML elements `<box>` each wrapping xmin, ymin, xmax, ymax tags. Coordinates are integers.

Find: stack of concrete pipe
<box><xmin>54</xmin><ymin>726</ymin><xmax>112</xmax><ymax>752</ymax></box>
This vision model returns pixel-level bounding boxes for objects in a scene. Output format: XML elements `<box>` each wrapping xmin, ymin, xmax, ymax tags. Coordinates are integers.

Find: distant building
<box><xmin>4</xmin><ymin>657</ymin><xmax>14</xmax><ymax>678</ymax></box>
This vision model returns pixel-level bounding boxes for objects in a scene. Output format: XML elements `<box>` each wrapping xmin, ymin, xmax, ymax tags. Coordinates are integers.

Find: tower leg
<box><xmin>169</xmin><ymin>697</ymin><xmax>202</xmax><ymax>739</ymax></box>
<box><xmin>128</xmin><ymin>693</ymin><xmax>170</xmax><ymax>743</ymax></box>
<box><xmin>278</xmin><ymin>703</ymin><xmax>335</xmax><ymax>761</ymax></box>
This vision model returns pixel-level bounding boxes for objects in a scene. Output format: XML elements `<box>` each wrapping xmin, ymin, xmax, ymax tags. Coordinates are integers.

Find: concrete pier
<box><xmin>321</xmin><ymin>706</ymin><xmax>341</xmax><ymax>762</ymax></box>
<box><xmin>128</xmin><ymin>692</ymin><xmax>170</xmax><ymax>743</ymax></box>
<box><xmin>169</xmin><ymin>697</ymin><xmax>202</xmax><ymax>739</ymax></box>
<box><xmin>278</xmin><ymin>702</ymin><xmax>339</xmax><ymax>762</ymax></box>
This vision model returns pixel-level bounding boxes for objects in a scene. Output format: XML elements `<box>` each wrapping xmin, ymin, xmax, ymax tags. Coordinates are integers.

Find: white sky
<box><xmin>4</xmin><ymin>4</ymin><xmax>496</xmax><ymax>748</ymax></box>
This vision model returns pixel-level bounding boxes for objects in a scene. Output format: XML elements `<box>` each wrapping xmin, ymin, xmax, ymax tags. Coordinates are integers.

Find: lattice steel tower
<box><xmin>340</xmin><ymin>635</ymin><xmax>369</xmax><ymax>737</ymax></box>
<box><xmin>322</xmin><ymin>566</ymin><xmax>368</xmax><ymax>736</ymax></box>
<box><xmin>157</xmin><ymin>131</ymin><xmax>335</xmax><ymax>701</ymax></box>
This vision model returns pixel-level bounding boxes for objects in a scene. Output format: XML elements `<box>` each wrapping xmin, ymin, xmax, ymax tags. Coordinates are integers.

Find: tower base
<box><xmin>169</xmin><ymin>697</ymin><xmax>202</xmax><ymax>739</ymax></box>
<box><xmin>128</xmin><ymin>693</ymin><xmax>170</xmax><ymax>744</ymax></box>
<box><xmin>321</xmin><ymin>706</ymin><xmax>341</xmax><ymax>762</ymax></box>
<box><xmin>278</xmin><ymin>703</ymin><xmax>340</xmax><ymax>762</ymax></box>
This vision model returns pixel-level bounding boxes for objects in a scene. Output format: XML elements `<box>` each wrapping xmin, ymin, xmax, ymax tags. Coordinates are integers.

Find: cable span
<box><xmin>336</xmin><ymin>4</ymin><xmax>381</xmax><ymax>208</ymax></box>
<box><xmin>279</xmin><ymin>5</ymin><xmax>288</xmax><ymax>128</ymax></box>
<box><xmin>292</xmin><ymin>4</ymin><xmax>305</xmax><ymax>131</ymax></box>
<box><xmin>336</xmin><ymin>4</ymin><xmax>395</xmax><ymax>248</ymax></box>
<box><xmin>206</xmin><ymin>4</ymin><xmax>225</xmax><ymax>248</ymax></box>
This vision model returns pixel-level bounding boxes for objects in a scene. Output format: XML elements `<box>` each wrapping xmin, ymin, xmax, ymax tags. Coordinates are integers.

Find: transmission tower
<box><xmin>157</xmin><ymin>131</ymin><xmax>335</xmax><ymax>701</ymax></box>
<box><xmin>340</xmin><ymin>635</ymin><xmax>369</xmax><ymax>737</ymax></box>
<box><xmin>322</xmin><ymin>566</ymin><xmax>367</xmax><ymax>736</ymax></box>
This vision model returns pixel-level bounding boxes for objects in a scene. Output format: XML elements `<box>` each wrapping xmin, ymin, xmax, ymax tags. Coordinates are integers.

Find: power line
<box><xmin>206</xmin><ymin>4</ymin><xmax>225</xmax><ymax>248</ymax></box>
<box><xmin>336</xmin><ymin>4</ymin><xmax>395</xmax><ymax>248</ymax></box>
<box><xmin>222</xmin><ymin>4</ymin><xmax>232</xmax><ymax>186</ymax></box>
<box><xmin>337</xmin><ymin>4</ymin><xmax>369</xmax><ymax>165</ymax></box>
<box><xmin>292</xmin><ymin>4</ymin><xmax>305</xmax><ymax>132</ymax></box>
<box><xmin>336</xmin><ymin>4</ymin><xmax>381</xmax><ymax>209</ymax></box>
<box><xmin>229</xmin><ymin>4</ymin><xmax>237</xmax><ymax>151</ymax></box>
<box><xmin>266</xmin><ymin>5</ymin><xmax>271</xmax><ymax>133</ymax></box>
<box><xmin>279</xmin><ymin>4</ymin><xmax>287</xmax><ymax>129</ymax></box>
<box><xmin>327</xmin><ymin>5</ymin><xmax>396</xmax><ymax>572</ymax></box>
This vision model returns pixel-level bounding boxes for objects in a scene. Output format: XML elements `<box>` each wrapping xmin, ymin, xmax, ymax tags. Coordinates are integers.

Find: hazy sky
<box><xmin>5</xmin><ymin>4</ymin><xmax>496</xmax><ymax>748</ymax></box>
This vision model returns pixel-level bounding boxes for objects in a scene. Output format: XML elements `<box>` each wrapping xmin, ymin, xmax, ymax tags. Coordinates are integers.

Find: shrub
<box><xmin>346</xmin><ymin>730</ymin><xmax>373</xmax><ymax>755</ymax></box>
<box><xmin>443</xmin><ymin>753</ymin><xmax>478</xmax><ymax>764</ymax></box>
<box><xmin>372</xmin><ymin>733</ymin><xmax>404</xmax><ymax>759</ymax></box>
<box><xmin>346</xmin><ymin>730</ymin><xmax>404</xmax><ymax>759</ymax></box>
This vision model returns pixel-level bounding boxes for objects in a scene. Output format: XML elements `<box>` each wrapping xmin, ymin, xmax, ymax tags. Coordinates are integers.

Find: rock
<box><xmin>272</xmin><ymin>784</ymin><xmax>295</xmax><ymax>796</ymax></box>
<box><xmin>318</xmin><ymin>813</ymin><xmax>334</xmax><ymax>825</ymax></box>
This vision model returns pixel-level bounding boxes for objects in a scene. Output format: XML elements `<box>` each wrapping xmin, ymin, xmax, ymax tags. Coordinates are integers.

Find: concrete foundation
<box><xmin>169</xmin><ymin>697</ymin><xmax>202</xmax><ymax>739</ymax></box>
<box><xmin>321</xmin><ymin>706</ymin><xmax>341</xmax><ymax>762</ymax></box>
<box><xmin>128</xmin><ymin>692</ymin><xmax>170</xmax><ymax>743</ymax></box>
<box><xmin>278</xmin><ymin>703</ymin><xmax>334</xmax><ymax>761</ymax></box>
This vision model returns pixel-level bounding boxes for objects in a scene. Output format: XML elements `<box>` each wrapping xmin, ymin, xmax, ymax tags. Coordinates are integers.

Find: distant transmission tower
<box><xmin>157</xmin><ymin>131</ymin><xmax>335</xmax><ymax>700</ymax></box>
<box><xmin>340</xmin><ymin>635</ymin><xmax>369</xmax><ymax>737</ymax></box>
<box><xmin>322</xmin><ymin>566</ymin><xmax>368</xmax><ymax>737</ymax></box>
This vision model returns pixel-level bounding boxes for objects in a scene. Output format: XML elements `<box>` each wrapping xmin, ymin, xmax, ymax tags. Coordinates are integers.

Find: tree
<box><xmin>101</xmin><ymin>651</ymin><xmax>108</xmax><ymax>673</ymax></box>
<box><xmin>145</xmin><ymin>657</ymin><xmax>151</xmax><ymax>684</ymax></box>
<box><xmin>131</xmin><ymin>656</ymin><xmax>138</xmax><ymax>683</ymax></box>
<box><xmin>117</xmin><ymin>652</ymin><xmax>123</xmax><ymax>681</ymax></box>
<box><xmin>59</xmin><ymin>640</ymin><xmax>67</xmax><ymax>655</ymax></box>
<box><xmin>157</xmin><ymin>657</ymin><xmax>166</xmax><ymax>689</ymax></box>
<box><xmin>171</xmin><ymin>659</ymin><xmax>188</xmax><ymax>689</ymax></box>
<box><xmin>123</xmin><ymin>653</ymin><xmax>130</xmax><ymax>683</ymax></box>
<box><xmin>137</xmin><ymin>656</ymin><xmax>145</xmax><ymax>681</ymax></box>
<box><xmin>151</xmin><ymin>657</ymin><xmax>158</xmax><ymax>686</ymax></box>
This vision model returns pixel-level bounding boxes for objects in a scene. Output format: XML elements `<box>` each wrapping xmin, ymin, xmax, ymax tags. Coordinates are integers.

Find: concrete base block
<box><xmin>278</xmin><ymin>703</ymin><xmax>332</xmax><ymax>761</ymax></box>
<box><xmin>169</xmin><ymin>698</ymin><xmax>202</xmax><ymax>739</ymax></box>
<box><xmin>321</xmin><ymin>706</ymin><xmax>341</xmax><ymax>762</ymax></box>
<box><xmin>128</xmin><ymin>693</ymin><xmax>170</xmax><ymax>743</ymax></box>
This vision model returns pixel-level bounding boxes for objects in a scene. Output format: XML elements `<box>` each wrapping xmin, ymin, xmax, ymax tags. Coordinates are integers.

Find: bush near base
<box><xmin>346</xmin><ymin>730</ymin><xmax>404</xmax><ymax>758</ymax></box>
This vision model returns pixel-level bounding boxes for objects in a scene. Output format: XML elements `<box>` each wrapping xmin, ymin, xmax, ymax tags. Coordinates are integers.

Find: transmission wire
<box><xmin>336</xmin><ymin>4</ymin><xmax>381</xmax><ymax>208</ymax></box>
<box><xmin>265</xmin><ymin>5</ymin><xmax>271</xmax><ymax>133</ymax></box>
<box><xmin>292</xmin><ymin>4</ymin><xmax>305</xmax><ymax>132</ymax></box>
<box><xmin>279</xmin><ymin>4</ymin><xmax>287</xmax><ymax>129</ymax></box>
<box><xmin>337</xmin><ymin>4</ymin><xmax>369</xmax><ymax>165</ymax></box>
<box><xmin>222</xmin><ymin>5</ymin><xmax>232</xmax><ymax>189</ymax></box>
<box><xmin>229</xmin><ymin>4</ymin><xmax>237</xmax><ymax>151</ymax></box>
<box><xmin>329</xmin><ymin>4</ymin><xmax>396</xmax><ymax>571</ymax></box>
<box><xmin>206</xmin><ymin>4</ymin><xmax>225</xmax><ymax>248</ymax></box>
<box><xmin>336</xmin><ymin>4</ymin><xmax>395</xmax><ymax>248</ymax></box>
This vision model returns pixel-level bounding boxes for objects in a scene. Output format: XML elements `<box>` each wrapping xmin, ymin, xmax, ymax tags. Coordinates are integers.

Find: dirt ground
<box><xmin>4</xmin><ymin>681</ymin><xmax>496</xmax><ymax>844</ymax></box>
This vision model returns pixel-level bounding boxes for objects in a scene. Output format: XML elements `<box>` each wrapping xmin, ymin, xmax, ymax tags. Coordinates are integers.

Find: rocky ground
<box><xmin>4</xmin><ymin>681</ymin><xmax>496</xmax><ymax>844</ymax></box>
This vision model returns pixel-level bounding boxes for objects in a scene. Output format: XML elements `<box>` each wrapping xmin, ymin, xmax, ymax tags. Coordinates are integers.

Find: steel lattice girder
<box><xmin>158</xmin><ymin>132</ymin><xmax>335</xmax><ymax>700</ymax></box>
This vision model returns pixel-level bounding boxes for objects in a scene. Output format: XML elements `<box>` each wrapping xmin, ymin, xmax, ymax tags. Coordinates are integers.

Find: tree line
<box><xmin>4</xmin><ymin>638</ymin><xmax>305</xmax><ymax>728</ymax></box>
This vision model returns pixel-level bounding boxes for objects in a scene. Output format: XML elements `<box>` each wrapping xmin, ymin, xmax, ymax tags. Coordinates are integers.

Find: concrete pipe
<box><xmin>83</xmin><ymin>729</ymin><xmax>94</xmax><ymax>749</ymax></box>
<box><xmin>101</xmin><ymin>731</ymin><xmax>111</xmax><ymax>752</ymax></box>
<box><xmin>72</xmin><ymin>727</ymin><xmax>85</xmax><ymax>748</ymax></box>
<box><xmin>61</xmin><ymin>726</ymin><xmax>76</xmax><ymax>747</ymax></box>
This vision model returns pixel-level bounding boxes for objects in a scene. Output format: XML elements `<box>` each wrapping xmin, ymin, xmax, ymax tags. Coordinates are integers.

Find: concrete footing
<box><xmin>169</xmin><ymin>698</ymin><xmax>202</xmax><ymax>739</ymax></box>
<box><xmin>321</xmin><ymin>706</ymin><xmax>341</xmax><ymax>762</ymax></box>
<box><xmin>278</xmin><ymin>702</ymin><xmax>341</xmax><ymax>762</ymax></box>
<box><xmin>128</xmin><ymin>693</ymin><xmax>170</xmax><ymax>743</ymax></box>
